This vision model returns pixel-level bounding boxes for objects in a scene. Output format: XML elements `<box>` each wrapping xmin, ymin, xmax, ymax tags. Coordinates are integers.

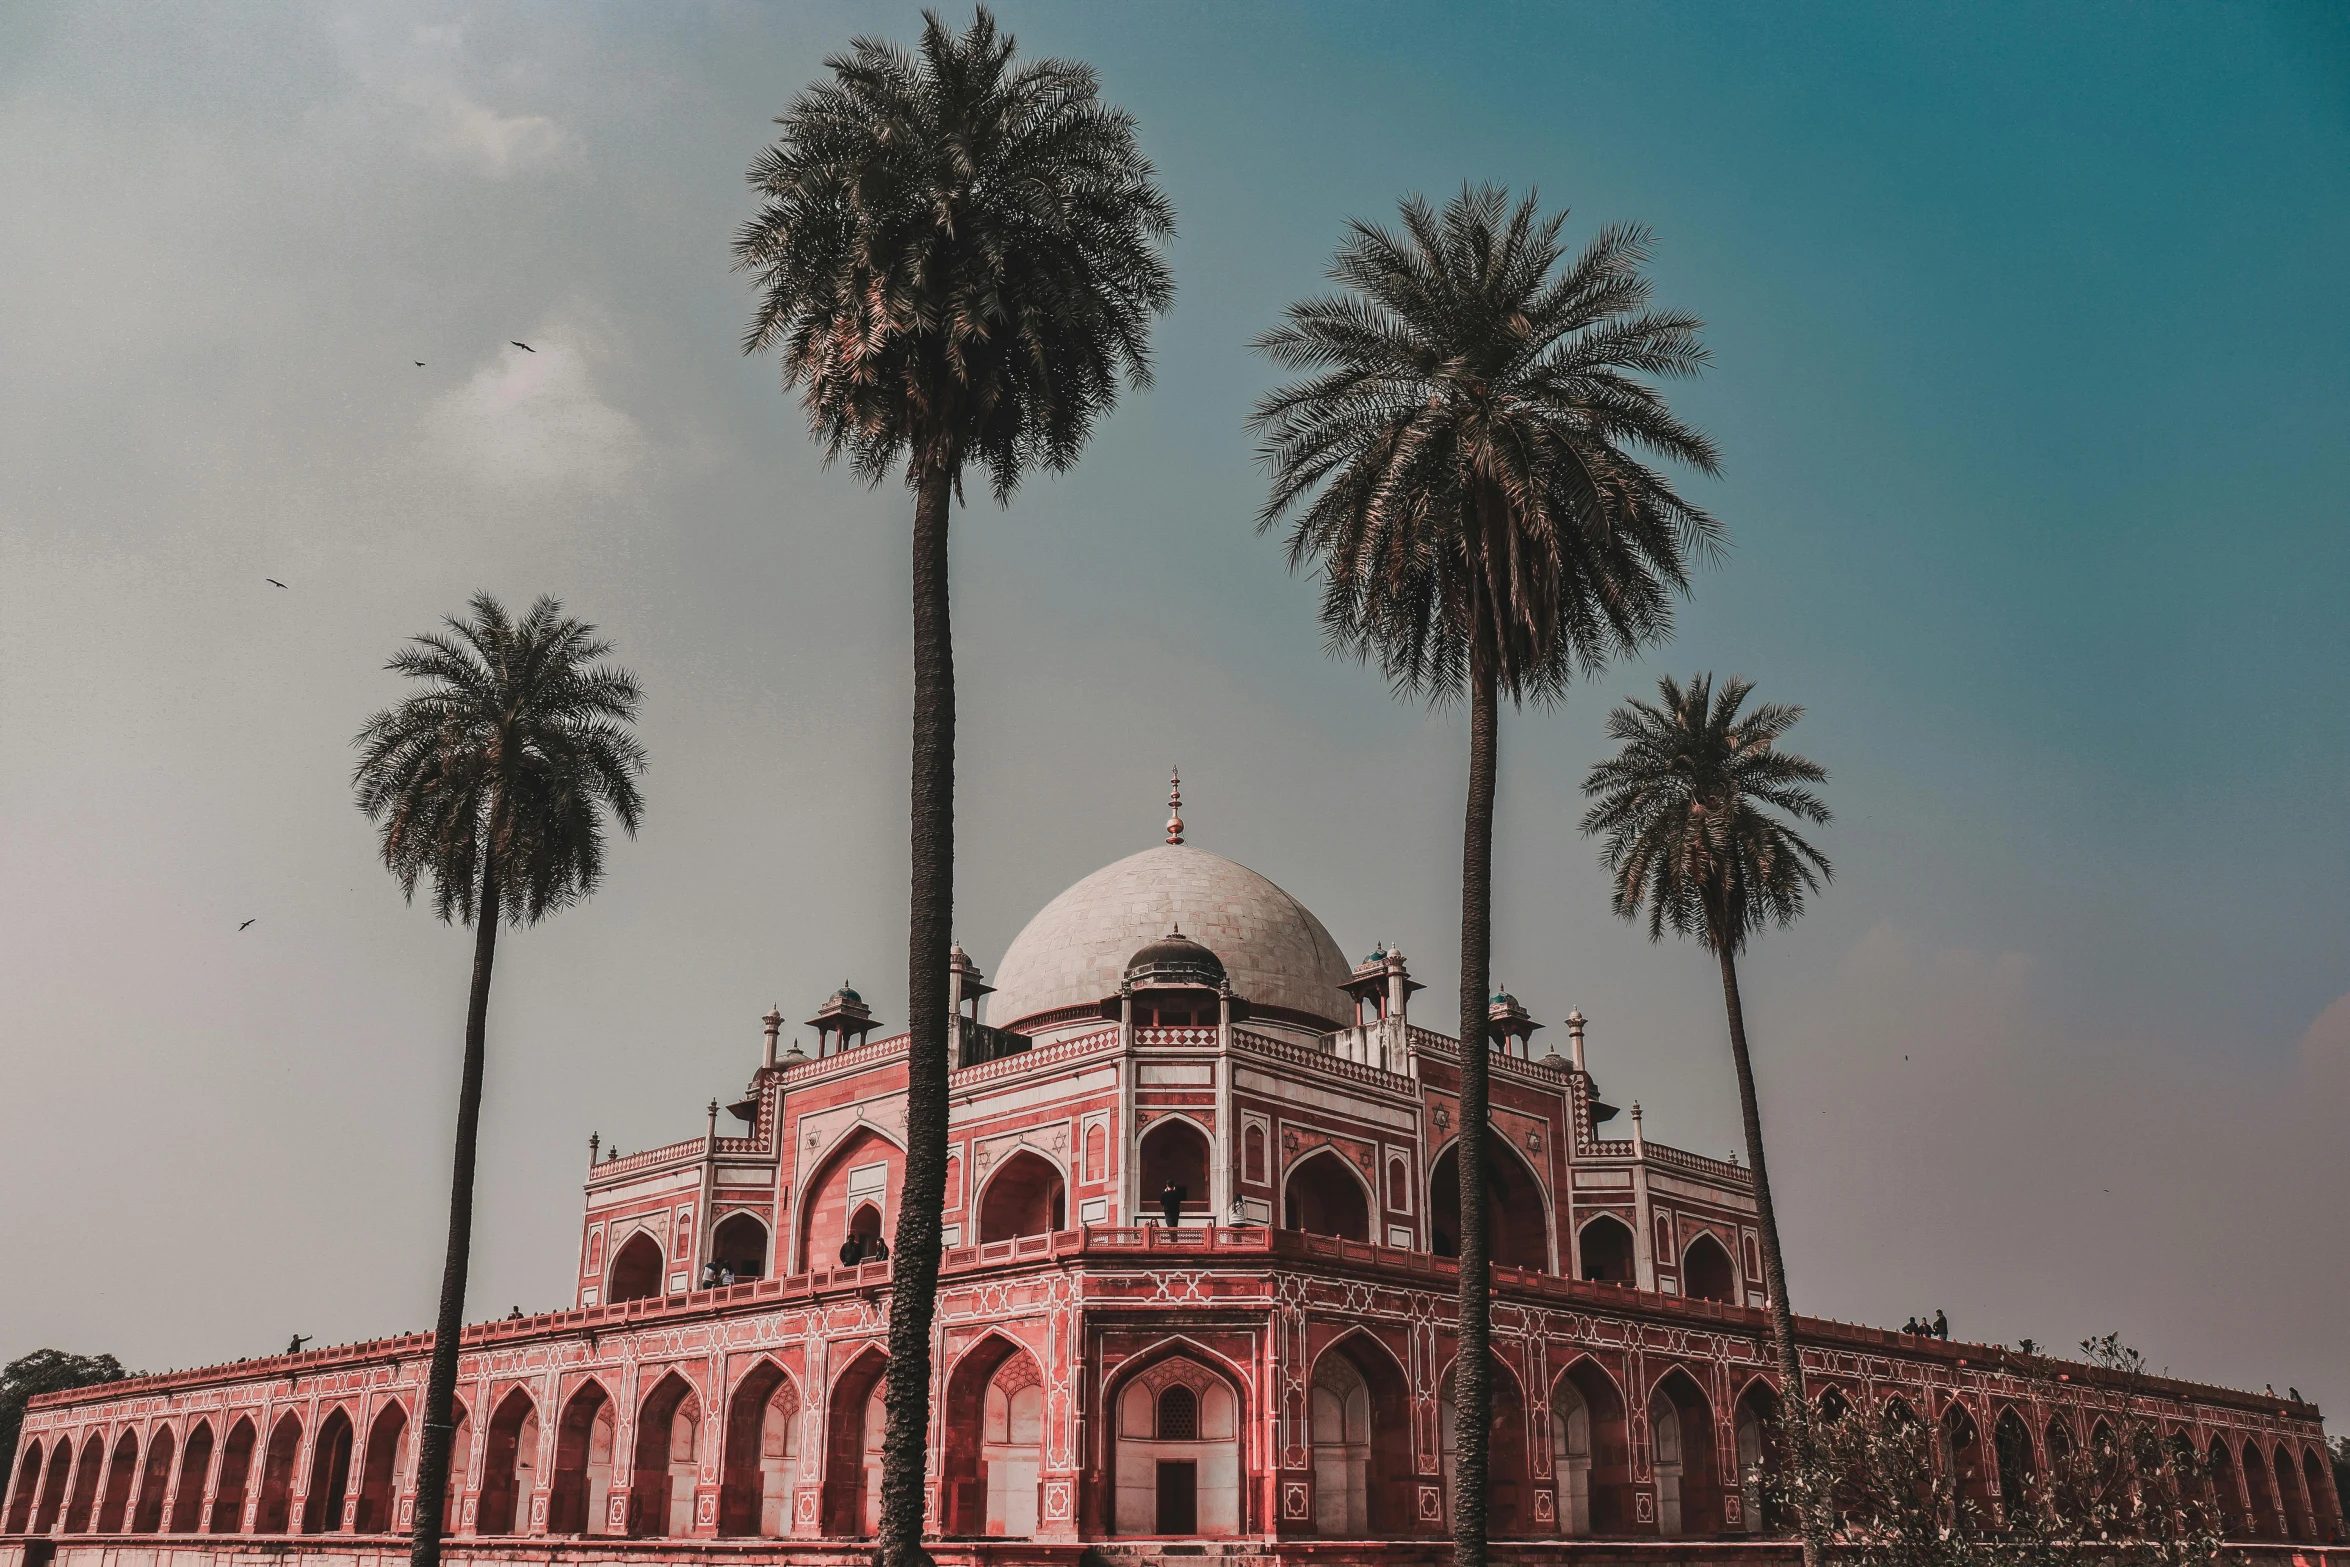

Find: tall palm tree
<box><xmin>733</xmin><ymin>12</ymin><xmax>1170</xmax><ymax>1565</ymax></box>
<box><xmin>353</xmin><ymin>593</ymin><xmax>645</xmax><ymax>1567</ymax></box>
<box><xmin>1579</xmin><ymin>673</ymin><xmax>1829</xmax><ymax>1552</ymax></box>
<box><xmin>1254</xmin><ymin>186</ymin><xmax>1718</xmax><ymax>1567</ymax></box>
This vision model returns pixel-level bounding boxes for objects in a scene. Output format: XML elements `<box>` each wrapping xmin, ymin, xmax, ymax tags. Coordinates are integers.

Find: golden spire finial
<box><xmin>1166</xmin><ymin>765</ymin><xmax>1184</xmax><ymax>845</ymax></box>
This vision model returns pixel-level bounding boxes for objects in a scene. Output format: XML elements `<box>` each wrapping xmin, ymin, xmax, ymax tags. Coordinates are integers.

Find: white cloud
<box><xmin>398</xmin><ymin>77</ymin><xmax>570</xmax><ymax>178</ymax></box>
<box><xmin>420</xmin><ymin>321</ymin><xmax>646</xmax><ymax>493</ymax></box>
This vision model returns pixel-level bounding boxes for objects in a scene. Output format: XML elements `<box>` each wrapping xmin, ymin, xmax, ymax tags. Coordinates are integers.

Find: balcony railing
<box><xmin>1231</xmin><ymin>1028</ymin><xmax>1418</xmax><ymax>1095</ymax></box>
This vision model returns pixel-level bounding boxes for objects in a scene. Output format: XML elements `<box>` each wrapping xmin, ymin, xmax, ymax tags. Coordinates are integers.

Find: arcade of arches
<box><xmin>10</xmin><ymin>1347</ymin><xmax>2342</xmax><ymax>1548</ymax></box>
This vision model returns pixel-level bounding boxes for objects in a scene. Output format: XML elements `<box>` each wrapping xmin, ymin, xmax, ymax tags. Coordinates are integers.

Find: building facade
<box><xmin>6</xmin><ymin>831</ymin><xmax>2341</xmax><ymax>1564</ymax></box>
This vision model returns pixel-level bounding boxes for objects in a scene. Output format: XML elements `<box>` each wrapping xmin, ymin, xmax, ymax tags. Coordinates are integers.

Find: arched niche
<box><xmin>1578</xmin><ymin>1215</ymin><xmax>1635</xmax><ymax>1282</ymax></box>
<box><xmin>710</xmin><ymin>1213</ymin><xmax>769</xmax><ymax>1281</ymax></box>
<box><xmin>1308</xmin><ymin>1334</ymin><xmax>1413</xmax><ymax>1536</ymax></box>
<box><xmin>716</xmin><ymin>1360</ymin><xmax>799</xmax><ymax>1538</ymax></box>
<box><xmin>977</xmin><ymin>1149</ymin><xmax>1066</xmax><ymax>1243</ymax></box>
<box><xmin>820</xmin><ymin>1349</ymin><xmax>889</xmax><ymax>1539</ymax></box>
<box><xmin>94</xmin><ymin>1429</ymin><xmax>138</xmax><ymax>1533</ymax></box>
<box><xmin>5</xmin><ymin>1439</ymin><xmax>42</xmax><ymax>1535</ymax></box>
<box><xmin>206</xmin><ymin>1419</ymin><xmax>255</xmax><ymax>1534</ymax></box>
<box><xmin>1439</xmin><ymin>1353</ymin><xmax>1532</xmax><ymax>1536</ymax></box>
<box><xmin>607</xmin><ymin>1231</ymin><xmax>664</xmax><ymax>1304</ymax></box>
<box><xmin>1732</xmin><ymin>1380</ymin><xmax>1785</xmax><ymax>1535</ymax></box>
<box><xmin>1649</xmin><ymin>1368</ymin><xmax>1720</xmax><ymax>1537</ymax></box>
<box><xmin>1682</xmin><ymin>1233</ymin><xmax>1736</xmax><ymax>1302</ymax></box>
<box><xmin>1137</xmin><ymin>1119</ymin><xmax>1211</xmax><ymax>1223</ymax></box>
<box><xmin>627</xmin><ymin>1373</ymin><xmax>700</xmax><ymax>1538</ymax></box>
<box><xmin>476</xmin><ymin>1388</ymin><xmax>539</xmax><ymax>1536</ymax></box>
<box><xmin>299</xmin><ymin>1408</ymin><xmax>354</xmax><ymax>1533</ymax></box>
<box><xmin>130</xmin><ymin>1424</ymin><xmax>174</xmax><ymax>1533</ymax></box>
<box><xmin>354</xmin><ymin>1403</ymin><xmax>406</xmax><ymax>1535</ymax></box>
<box><xmin>1111</xmin><ymin>1350</ymin><xmax>1245</xmax><ymax>1536</ymax></box>
<box><xmin>548</xmin><ymin>1382</ymin><xmax>615</xmax><ymax>1535</ymax></box>
<box><xmin>1552</xmin><ymin>1357</ymin><xmax>1631</xmax><ymax>1536</ymax></box>
<box><xmin>1283</xmin><ymin>1149</ymin><xmax>1371</xmax><ymax>1242</ymax></box>
<box><xmin>1429</xmin><ymin>1141</ymin><xmax>1549</xmax><ymax>1272</ymax></box>
<box><xmin>797</xmin><ymin>1126</ymin><xmax>903</xmax><ymax>1271</ymax></box>
<box><xmin>939</xmin><ymin>1335</ymin><xmax>1044</xmax><ymax>1538</ymax></box>
<box><xmin>253</xmin><ymin>1415</ymin><xmax>302</xmax><ymax>1535</ymax></box>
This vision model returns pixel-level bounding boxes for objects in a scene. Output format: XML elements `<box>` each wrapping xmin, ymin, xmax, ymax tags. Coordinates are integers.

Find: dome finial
<box><xmin>1165</xmin><ymin>765</ymin><xmax>1184</xmax><ymax>845</ymax></box>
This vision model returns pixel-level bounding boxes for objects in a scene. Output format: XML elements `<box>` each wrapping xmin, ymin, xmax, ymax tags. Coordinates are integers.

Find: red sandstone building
<box><xmin>6</xmin><ymin>827</ymin><xmax>2341</xmax><ymax>1564</ymax></box>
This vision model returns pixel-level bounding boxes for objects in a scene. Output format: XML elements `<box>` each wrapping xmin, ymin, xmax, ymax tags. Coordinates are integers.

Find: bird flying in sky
<box><xmin>414</xmin><ymin>361</ymin><xmax>424</xmax><ymax>366</ymax></box>
<box><xmin>510</xmin><ymin>340</ymin><xmax>535</xmax><ymax>352</ymax></box>
<box><xmin>239</xmin><ymin>919</ymin><xmax>256</xmax><ymax>930</ymax></box>
<box><xmin>265</xmin><ymin>578</ymin><xmax>286</xmax><ymax>588</ymax></box>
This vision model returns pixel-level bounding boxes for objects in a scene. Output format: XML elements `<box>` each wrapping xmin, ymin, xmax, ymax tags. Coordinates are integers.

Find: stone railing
<box><xmin>1231</xmin><ymin>1029</ymin><xmax>1418</xmax><ymax>1096</ymax></box>
<box><xmin>781</xmin><ymin>1030</ymin><xmax>911</xmax><ymax>1084</ymax></box>
<box><xmin>1407</xmin><ymin>1027</ymin><xmax>1572</xmax><ymax>1088</ymax></box>
<box><xmin>1585</xmin><ymin>1137</ymin><xmax>1752</xmax><ymax>1187</ymax></box>
<box><xmin>587</xmin><ymin>1136</ymin><xmax>706</xmax><ymax>1182</ymax></box>
<box><xmin>948</xmin><ymin>1027</ymin><xmax>1118</xmax><ymax>1088</ymax></box>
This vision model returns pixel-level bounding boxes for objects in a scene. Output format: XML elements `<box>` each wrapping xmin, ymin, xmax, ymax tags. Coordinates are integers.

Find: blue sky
<box><xmin>1</xmin><ymin>2</ymin><xmax>2343</xmax><ymax>1419</ymax></box>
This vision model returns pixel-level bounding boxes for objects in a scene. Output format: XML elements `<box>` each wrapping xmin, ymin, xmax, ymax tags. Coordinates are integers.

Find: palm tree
<box><xmin>1579</xmin><ymin>672</ymin><xmax>1830</xmax><ymax>1550</ymax></box>
<box><xmin>353</xmin><ymin>593</ymin><xmax>645</xmax><ymax>1567</ymax></box>
<box><xmin>733</xmin><ymin>12</ymin><xmax>1170</xmax><ymax>1565</ymax></box>
<box><xmin>1254</xmin><ymin>186</ymin><xmax>1718</xmax><ymax>1567</ymax></box>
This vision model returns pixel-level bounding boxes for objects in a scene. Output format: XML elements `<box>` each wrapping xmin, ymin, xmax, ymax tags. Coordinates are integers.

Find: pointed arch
<box><xmin>976</xmin><ymin>1148</ymin><xmax>1068</xmax><ymax>1243</ymax></box>
<box><xmin>2242</xmin><ymin>1438</ymin><xmax>2278</xmax><ymax>1538</ymax></box>
<box><xmin>628</xmin><ymin>1371</ymin><xmax>701</xmax><ymax>1538</ymax></box>
<box><xmin>354</xmin><ymin>1401</ymin><xmax>407</xmax><ymax>1535</ymax></box>
<box><xmin>717</xmin><ymin>1358</ymin><xmax>799</xmax><ymax>1537</ymax></box>
<box><xmin>169</xmin><ymin>1421</ymin><xmax>215</xmax><ymax>1532</ymax></box>
<box><xmin>1107</xmin><ymin>1340</ymin><xmax>1247</xmax><ymax>1536</ymax></box>
<box><xmin>822</xmin><ymin>1346</ymin><xmax>890</xmax><ymax>1538</ymax></box>
<box><xmin>34</xmin><ymin>1436</ymin><xmax>75</xmax><ymax>1534</ymax></box>
<box><xmin>607</xmin><ymin>1231</ymin><xmax>664</xmax><ymax>1305</ymax></box>
<box><xmin>1577</xmin><ymin>1213</ymin><xmax>1636</xmax><ymax>1282</ymax></box>
<box><xmin>253</xmin><ymin>1413</ymin><xmax>301</xmax><ymax>1534</ymax></box>
<box><xmin>301</xmin><ymin>1406</ymin><xmax>355</xmax><ymax>1533</ymax></box>
<box><xmin>710</xmin><ymin>1213</ymin><xmax>770</xmax><ymax>1281</ymax></box>
<box><xmin>1992</xmin><ymin>1405</ymin><xmax>2034</xmax><ymax>1525</ymax></box>
<box><xmin>1137</xmin><ymin>1116</ymin><xmax>1213</xmax><ymax>1224</ymax></box>
<box><xmin>1429</xmin><ymin>1136</ymin><xmax>1551</xmax><ymax>1272</ymax></box>
<box><xmin>1282</xmin><ymin>1147</ymin><xmax>1374</xmax><ymax>1242</ymax></box>
<box><xmin>794</xmin><ymin>1123</ymin><xmax>906</xmax><ymax>1272</ymax></box>
<box><xmin>1649</xmin><ymin>1366</ymin><xmax>1721</xmax><ymax>1537</ymax></box>
<box><xmin>2274</xmin><ymin>1441</ymin><xmax>2312</xmax><ymax>1542</ymax></box>
<box><xmin>2301</xmin><ymin>1445</ymin><xmax>2341</xmax><ymax>1543</ymax></box>
<box><xmin>1733</xmin><ymin>1378</ymin><xmax>1787</xmax><ymax>1535</ymax></box>
<box><xmin>1682</xmin><ymin>1232</ymin><xmax>1737</xmax><ymax>1303</ymax></box>
<box><xmin>476</xmin><ymin>1387</ymin><xmax>539</xmax><ymax>1536</ymax></box>
<box><xmin>1307</xmin><ymin>1330</ymin><xmax>1413</xmax><ymax>1535</ymax></box>
<box><xmin>206</xmin><ymin>1418</ymin><xmax>256</xmax><ymax>1533</ymax></box>
<box><xmin>1439</xmin><ymin>1351</ymin><xmax>1532</xmax><ymax>1535</ymax></box>
<box><xmin>940</xmin><ymin>1333</ymin><xmax>1044</xmax><ymax>1537</ymax></box>
<box><xmin>1551</xmin><ymin>1353</ymin><xmax>1631</xmax><ymax>1538</ymax></box>
<box><xmin>6</xmin><ymin>1438</ymin><xmax>42</xmax><ymax>1534</ymax></box>
<box><xmin>548</xmin><ymin>1380</ymin><xmax>616</xmax><ymax>1536</ymax></box>
<box><xmin>131</xmin><ymin>1424</ymin><xmax>175</xmax><ymax>1532</ymax></box>
<box><xmin>94</xmin><ymin>1428</ymin><xmax>139</xmax><ymax>1533</ymax></box>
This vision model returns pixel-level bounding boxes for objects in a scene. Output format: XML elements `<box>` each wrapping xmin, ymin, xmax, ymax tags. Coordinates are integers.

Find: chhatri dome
<box><xmin>986</xmin><ymin>775</ymin><xmax>1356</xmax><ymax>1036</ymax></box>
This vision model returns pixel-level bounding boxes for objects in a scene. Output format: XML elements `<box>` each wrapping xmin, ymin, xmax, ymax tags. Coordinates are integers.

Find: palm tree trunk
<box><xmin>1452</xmin><ymin>657</ymin><xmax>1498</xmax><ymax>1567</ymax></box>
<box><xmin>1715</xmin><ymin>941</ymin><xmax>1818</xmax><ymax>1566</ymax></box>
<box><xmin>876</xmin><ymin>453</ymin><xmax>955</xmax><ymax>1567</ymax></box>
<box><xmin>408</xmin><ymin>852</ymin><xmax>500</xmax><ymax>1567</ymax></box>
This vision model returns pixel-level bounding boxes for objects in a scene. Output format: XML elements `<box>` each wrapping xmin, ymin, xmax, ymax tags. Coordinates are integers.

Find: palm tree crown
<box><xmin>353</xmin><ymin>592</ymin><xmax>645</xmax><ymax>926</ymax></box>
<box><xmin>733</xmin><ymin>5</ymin><xmax>1175</xmax><ymax>497</ymax></box>
<box><xmin>1580</xmin><ymin>673</ymin><xmax>1831</xmax><ymax>949</ymax></box>
<box><xmin>1252</xmin><ymin>184</ymin><xmax>1721</xmax><ymax>702</ymax></box>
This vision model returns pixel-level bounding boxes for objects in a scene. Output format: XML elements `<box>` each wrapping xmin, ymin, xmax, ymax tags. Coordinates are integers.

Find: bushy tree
<box><xmin>0</xmin><ymin>1350</ymin><xmax>133</xmax><ymax>1499</ymax></box>
<box><xmin>1770</xmin><ymin>1337</ymin><xmax>2223</xmax><ymax>1567</ymax></box>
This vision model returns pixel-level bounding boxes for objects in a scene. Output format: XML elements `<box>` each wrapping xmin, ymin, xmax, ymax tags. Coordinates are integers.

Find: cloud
<box><xmin>420</xmin><ymin>321</ymin><xmax>646</xmax><ymax>493</ymax></box>
<box><xmin>398</xmin><ymin>78</ymin><xmax>570</xmax><ymax>178</ymax></box>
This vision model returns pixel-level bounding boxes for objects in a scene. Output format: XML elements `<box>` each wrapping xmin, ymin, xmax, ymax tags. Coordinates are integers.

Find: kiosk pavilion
<box><xmin>7</xmin><ymin>804</ymin><xmax>2341</xmax><ymax>1565</ymax></box>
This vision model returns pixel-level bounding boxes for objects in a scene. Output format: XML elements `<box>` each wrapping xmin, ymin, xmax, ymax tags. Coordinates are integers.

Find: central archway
<box><xmin>977</xmin><ymin>1150</ymin><xmax>1066</xmax><ymax>1243</ymax></box>
<box><xmin>1430</xmin><ymin>1142</ymin><xmax>1550</xmax><ymax>1272</ymax></box>
<box><xmin>1112</xmin><ymin>1351</ymin><xmax>1245</xmax><ymax>1536</ymax></box>
<box><xmin>1283</xmin><ymin>1149</ymin><xmax>1372</xmax><ymax>1242</ymax></box>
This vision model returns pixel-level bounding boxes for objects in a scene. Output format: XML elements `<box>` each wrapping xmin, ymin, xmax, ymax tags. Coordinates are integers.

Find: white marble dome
<box><xmin>987</xmin><ymin>845</ymin><xmax>1355</xmax><ymax>1032</ymax></box>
